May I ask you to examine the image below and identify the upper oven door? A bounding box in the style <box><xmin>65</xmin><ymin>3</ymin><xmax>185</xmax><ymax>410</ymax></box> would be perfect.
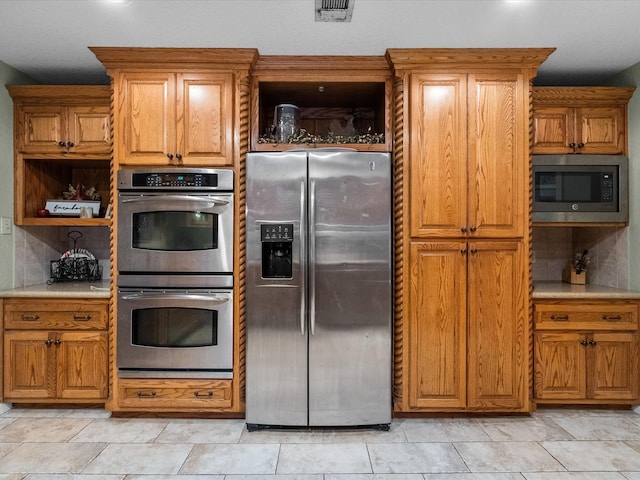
<box><xmin>118</xmin><ymin>192</ymin><xmax>233</xmax><ymax>274</ymax></box>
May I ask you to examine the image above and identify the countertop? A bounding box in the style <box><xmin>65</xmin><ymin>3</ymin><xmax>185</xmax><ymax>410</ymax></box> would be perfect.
<box><xmin>533</xmin><ymin>281</ymin><xmax>640</xmax><ymax>300</ymax></box>
<box><xmin>0</xmin><ymin>280</ymin><xmax>111</xmax><ymax>298</ymax></box>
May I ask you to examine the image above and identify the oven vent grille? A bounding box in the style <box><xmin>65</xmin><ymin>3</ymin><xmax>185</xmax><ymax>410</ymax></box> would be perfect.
<box><xmin>315</xmin><ymin>0</ymin><xmax>354</xmax><ymax>22</ymax></box>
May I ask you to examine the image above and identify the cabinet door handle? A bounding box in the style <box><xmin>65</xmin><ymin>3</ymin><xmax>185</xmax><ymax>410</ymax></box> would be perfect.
<box><xmin>54</xmin><ymin>339</ymin><xmax>61</xmax><ymax>346</ymax></box>
<box><xmin>550</xmin><ymin>314</ymin><xmax>569</xmax><ymax>321</ymax></box>
<box><xmin>66</xmin><ymin>141</ymin><xmax>74</xmax><ymax>148</ymax></box>
<box><xmin>166</xmin><ymin>153</ymin><xmax>174</xmax><ymax>160</ymax></box>
<box><xmin>73</xmin><ymin>314</ymin><xmax>92</xmax><ymax>321</ymax></box>
<box><xmin>589</xmin><ymin>339</ymin><xmax>597</xmax><ymax>346</ymax></box>
<box><xmin>58</xmin><ymin>141</ymin><xmax>66</xmax><ymax>147</ymax></box>
<box><xmin>569</xmin><ymin>142</ymin><xmax>576</xmax><ymax>149</ymax></box>
<box><xmin>602</xmin><ymin>315</ymin><xmax>622</xmax><ymax>321</ymax></box>
<box><xmin>176</xmin><ymin>153</ymin><xmax>183</xmax><ymax>161</ymax></box>
<box><xmin>21</xmin><ymin>314</ymin><xmax>40</xmax><ymax>321</ymax></box>
<box><xmin>580</xmin><ymin>339</ymin><xmax>588</xmax><ymax>346</ymax></box>
<box><xmin>577</xmin><ymin>143</ymin><xmax>585</xmax><ymax>149</ymax></box>
<box><xmin>470</xmin><ymin>248</ymin><xmax>478</xmax><ymax>255</ymax></box>
<box><xmin>461</xmin><ymin>226</ymin><xmax>468</xmax><ymax>233</ymax></box>
<box><xmin>469</xmin><ymin>226</ymin><xmax>477</xmax><ymax>233</ymax></box>
<box><xmin>136</xmin><ymin>391</ymin><xmax>156</xmax><ymax>398</ymax></box>
<box><xmin>45</xmin><ymin>339</ymin><xmax>53</xmax><ymax>346</ymax></box>
<box><xmin>193</xmin><ymin>391</ymin><xmax>213</xmax><ymax>398</ymax></box>
<box><xmin>460</xmin><ymin>248</ymin><xmax>467</xmax><ymax>254</ymax></box>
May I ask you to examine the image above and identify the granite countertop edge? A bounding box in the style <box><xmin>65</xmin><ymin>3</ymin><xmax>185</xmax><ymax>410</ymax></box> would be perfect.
<box><xmin>533</xmin><ymin>281</ymin><xmax>640</xmax><ymax>300</ymax></box>
<box><xmin>0</xmin><ymin>280</ymin><xmax>111</xmax><ymax>299</ymax></box>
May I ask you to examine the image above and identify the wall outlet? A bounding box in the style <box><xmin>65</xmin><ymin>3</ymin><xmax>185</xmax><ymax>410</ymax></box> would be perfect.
<box><xmin>0</xmin><ymin>217</ymin><xmax>12</xmax><ymax>235</ymax></box>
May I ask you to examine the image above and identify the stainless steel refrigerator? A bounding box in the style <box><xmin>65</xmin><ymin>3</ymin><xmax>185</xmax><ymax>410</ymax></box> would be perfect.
<box><xmin>245</xmin><ymin>150</ymin><xmax>392</xmax><ymax>429</ymax></box>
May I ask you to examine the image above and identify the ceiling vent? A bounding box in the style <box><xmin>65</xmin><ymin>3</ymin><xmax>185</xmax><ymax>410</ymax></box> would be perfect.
<box><xmin>315</xmin><ymin>0</ymin><xmax>354</xmax><ymax>22</ymax></box>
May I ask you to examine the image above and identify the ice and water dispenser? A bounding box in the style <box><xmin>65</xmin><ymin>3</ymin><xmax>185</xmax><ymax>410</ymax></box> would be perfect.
<box><xmin>260</xmin><ymin>223</ymin><xmax>293</xmax><ymax>279</ymax></box>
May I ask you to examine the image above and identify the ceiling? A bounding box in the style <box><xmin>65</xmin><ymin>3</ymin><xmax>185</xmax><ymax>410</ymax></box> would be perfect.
<box><xmin>2</xmin><ymin>0</ymin><xmax>640</xmax><ymax>86</ymax></box>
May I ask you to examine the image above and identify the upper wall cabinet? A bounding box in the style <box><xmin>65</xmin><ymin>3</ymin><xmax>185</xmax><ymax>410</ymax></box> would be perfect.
<box><xmin>250</xmin><ymin>56</ymin><xmax>392</xmax><ymax>152</ymax></box>
<box><xmin>114</xmin><ymin>71</ymin><xmax>233</xmax><ymax>166</ymax></box>
<box><xmin>7</xmin><ymin>85</ymin><xmax>112</xmax><ymax>226</ymax></box>
<box><xmin>532</xmin><ymin>87</ymin><xmax>635</xmax><ymax>155</ymax></box>
<box><xmin>9</xmin><ymin>85</ymin><xmax>111</xmax><ymax>158</ymax></box>
<box><xmin>91</xmin><ymin>47</ymin><xmax>259</xmax><ymax>168</ymax></box>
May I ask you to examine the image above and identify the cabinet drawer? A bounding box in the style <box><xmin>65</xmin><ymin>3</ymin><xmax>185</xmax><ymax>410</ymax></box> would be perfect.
<box><xmin>535</xmin><ymin>302</ymin><xmax>638</xmax><ymax>330</ymax></box>
<box><xmin>4</xmin><ymin>300</ymin><xmax>108</xmax><ymax>330</ymax></box>
<box><xmin>118</xmin><ymin>379</ymin><xmax>233</xmax><ymax>409</ymax></box>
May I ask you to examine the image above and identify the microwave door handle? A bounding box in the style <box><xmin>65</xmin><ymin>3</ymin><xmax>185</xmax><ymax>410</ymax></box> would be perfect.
<box><xmin>121</xmin><ymin>196</ymin><xmax>229</xmax><ymax>207</ymax></box>
<box><xmin>120</xmin><ymin>293</ymin><xmax>230</xmax><ymax>304</ymax></box>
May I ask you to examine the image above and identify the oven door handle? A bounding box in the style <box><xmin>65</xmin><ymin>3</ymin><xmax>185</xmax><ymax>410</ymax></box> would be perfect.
<box><xmin>120</xmin><ymin>293</ymin><xmax>230</xmax><ymax>304</ymax></box>
<box><xmin>121</xmin><ymin>195</ymin><xmax>229</xmax><ymax>206</ymax></box>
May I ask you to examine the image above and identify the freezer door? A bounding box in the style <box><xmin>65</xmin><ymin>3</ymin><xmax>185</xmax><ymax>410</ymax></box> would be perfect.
<box><xmin>308</xmin><ymin>151</ymin><xmax>392</xmax><ymax>426</ymax></box>
<box><xmin>245</xmin><ymin>151</ymin><xmax>308</xmax><ymax>427</ymax></box>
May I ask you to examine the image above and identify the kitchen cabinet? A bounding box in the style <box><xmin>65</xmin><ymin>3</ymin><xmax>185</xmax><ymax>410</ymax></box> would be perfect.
<box><xmin>532</xmin><ymin>86</ymin><xmax>635</xmax><ymax>155</ymax></box>
<box><xmin>114</xmin><ymin>71</ymin><xmax>233</xmax><ymax>166</ymax></box>
<box><xmin>534</xmin><ymin>300</ymin><xmax>639</xmax><ymax>404</ymax></box>
<box><xmin>92</xmin><ymin>47</ymin><xmax>259</xmax><ymax>168</ymax></box>
<box><xmin>3</xmin><ymin>298</ymin><xmax>109</xmax><ymax>403</ymax></box>
<box><xmin>387</xmin><ymin>48</ymin><xmax>553</xmax><ymax>413</ymax></box>
<box><xmin>407</xmin><ymin>72</ymin><xmax>526</xmax><ymax>239</ymax></box>
<box><xmin>251</xmin><ymin>55</ymin><xmax>392</xmax><ymax>152</ymax></box>
<box><xmin>408</xmin><ymin>240</ymin><xmax>526</xmax><ymax>410</ymax></box>
<box><xmin>15</xmin><ymin>104</ymin><xmax>110</xmax><ymax>156</ymax></box>
<box><xmin>117</xmin><ymin>379</ymin><xmax>233</xmax><ymax>411</ymax></box>
<box><xmin>7</xmin><ymin>86</ymin><xmax>112</xmax><ymax>226</ymax></box>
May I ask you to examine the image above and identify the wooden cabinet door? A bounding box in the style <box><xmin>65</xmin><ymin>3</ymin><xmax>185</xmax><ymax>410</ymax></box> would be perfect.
<box><xmin>590</xmin><ymin>332</ymin><xmax>638</xmax><ymax>400</ymax></box>
<box><xmin>56</xmin><ymin>331</ymin><xmax>108</xmax><ymax>400</ymax></box>
<box><xmin>409</xmin><ymin>74</ymin><xmax>467</xmax><ymax>238</ymax></box>
<box><xmin>67</xmin><ymin>105</ymin><xmax>111</xmax><ymax>155</ymax></box>
<box><xmin>177</xmin><ymin>73</ymin><xmax>233</xmax><ymax>166</ymax></box>
<box><xmin>117</xmin><ymin>71</ymin><xmax>177</xmax><ymax>165</ymax></box>
<box><xmin>467</xmin><ymin>73</ymin><xmax>525</xmax><ymax>238</ymax></box>
<box><xmin>577</xmin><ymin>107</ymin><xmax>626</xmax><ymax>154</ymax></box>
<box><xmin>531</xmin><ymin>106</ymin><xmax>574</xmax><ymax>154</ymax></box>
<box><xmin>407</xmin><ymin>241</ymin><xmax>467</xmax><ymax>409</ymax></box>
<box><xmin>18</xmin><ymin>105</ymin><xmax>67</xmax><ymax>154</ymax></box>
<box><xmin>534</xmin><ymin>332</ymin><xmax>586</xmax><ymax>400</ymax></box>
<box><xmin>4</xmin><ymin>331</ymin><xmax>54</xmax><ymax>399</ymax></box>
<box><xmin>467</xmin><ymin>241</ymin><xmax>528</xmax><ymax>410</ymax></box>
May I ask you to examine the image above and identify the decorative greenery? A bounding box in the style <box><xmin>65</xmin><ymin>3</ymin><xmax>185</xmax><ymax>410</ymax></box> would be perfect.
<box><xmin>258</xmin><ymin>129</ymin><xmax>385</xmax><ymax>145</ymax></box>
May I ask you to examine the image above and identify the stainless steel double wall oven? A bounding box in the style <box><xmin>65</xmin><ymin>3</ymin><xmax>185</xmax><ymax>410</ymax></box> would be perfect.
<box><xmin>117</xmin><ymin>168</ymin><xmax>234</xmax><ymax>379</ymax></box>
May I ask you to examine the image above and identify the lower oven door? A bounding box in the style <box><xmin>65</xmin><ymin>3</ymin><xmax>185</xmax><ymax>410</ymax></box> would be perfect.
<box><xmin>117</xmin><ymin>192</ymin><xmax>233</xmax><ymax>274</ymax></box>
<box><xmin>117</xmin><ymin>288</ymin><xmax>233</xmax><ymax>378</ymax></box>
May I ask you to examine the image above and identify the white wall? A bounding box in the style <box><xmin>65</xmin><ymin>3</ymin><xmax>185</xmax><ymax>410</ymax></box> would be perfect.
<box><xmin>610</xmin><ymin>64</ymin><xmax>640</xmax><ymax>290</ymax></box>
<box><xmin>0</xmin><ymin>61</ymin><xmax>34</xmax><ymax>291</ymax></box>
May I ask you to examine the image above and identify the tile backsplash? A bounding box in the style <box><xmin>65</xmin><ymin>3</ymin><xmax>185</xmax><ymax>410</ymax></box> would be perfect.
<box><xmin>14</xmin><ymin>226</ymin><xmax>110</xmax><ymax>287</ymax></box>
<box><xmin>532</xmin><ymin>226</ymin><xmax>628</xmax><ymax>289</ymax></box>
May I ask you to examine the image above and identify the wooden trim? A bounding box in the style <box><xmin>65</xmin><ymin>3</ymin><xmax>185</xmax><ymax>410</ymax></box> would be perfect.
<box><xmin>253</xmin><ymin>55</ymin><xmax>392</xmax><ymax>78</ymax></box>
<box><xmin>90</xmin><ymin>47</ymin><xmax>259</xmax><ymax>71</ymax></box>
<box><xmin>386</xmin><ymin>48</ymin><xmax>555</xmax><ymax>72</ymax></box>
<box><xmin>533</xmin><ymin>86</ymin><xmax>636</xmax><ymax>106</ymax></box>
<box><xmin>7</xmin><ymin>85</ymin><xmax>111</xmax><ymax>103</ymax></box>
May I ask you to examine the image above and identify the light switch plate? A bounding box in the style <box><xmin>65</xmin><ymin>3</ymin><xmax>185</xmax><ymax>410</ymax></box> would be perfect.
<box><xmin>0</xmin><ymin>217</ymin><xmax>12</xmax><ymax>235</ymax></box>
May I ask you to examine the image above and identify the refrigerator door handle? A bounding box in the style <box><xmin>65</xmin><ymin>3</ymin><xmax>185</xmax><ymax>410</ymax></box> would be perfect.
<box><xmin>309</xmin><ymin>178</ymin><xmax>316</xmax><ymax>336</ymax></box>
<box><xmin>299</xmin><ymin>180</ymin><xmax>307</xmax><ymax>336</ymax></box>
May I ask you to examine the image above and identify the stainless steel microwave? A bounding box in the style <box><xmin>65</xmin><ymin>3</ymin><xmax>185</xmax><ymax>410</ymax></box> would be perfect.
<box><xmin>532</xmin><ymin>155</ymin><xmax>628</xmax><ymax>223</ymax></box>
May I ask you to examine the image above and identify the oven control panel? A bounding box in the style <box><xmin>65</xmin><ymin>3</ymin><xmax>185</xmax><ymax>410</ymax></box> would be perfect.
<box><xmin>134</xmin><ymin>172</ymin><xmax>217</xmax><ymax>188</ymax></box>
<box><xmin>117</xmin><ymin>168</ymin><xmax>233</xmax><ymax>191</ymax></box>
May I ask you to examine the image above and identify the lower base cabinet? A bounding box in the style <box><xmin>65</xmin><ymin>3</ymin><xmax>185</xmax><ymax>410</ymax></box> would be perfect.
<box><xmin>534</xmin><ymin>300</ymin><xmax>639</xmax><ymax>404</ymax></box>
<box><xmin>116</xmin><ymin>379</ymin><xmax>233</xmax><ymax>410</ymax></box>
<box><xmin>3</xmin><ymin>298</ymin><xmax>109</xmax><ymax>403</ymax></box>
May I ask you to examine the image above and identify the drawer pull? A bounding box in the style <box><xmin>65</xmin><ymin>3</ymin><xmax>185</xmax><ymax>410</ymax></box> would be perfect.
<box><xmin>602</xmin><ymin>315</ymin><xmax>622</xmax><ymax>321</ymax></box>
<box><xmin>194</xmin><ymin>391</ymin><xmax>214</xmax><ymax>398</ymax></box>
<box><xmin>21</xmin><ymin>314</ymin><xmax>40</xmax><ymax>321</ymax></box>
<box><xmin>550</xmin><ymin>314</ymin><xmax>569</xmax><ymax>321</ymax></box>
<box><xmin>73</xmin><ymin>314</ymin><xmax>93</xmax><ymax>321</ymax></box>
<box><xmin>136</xmin><ymin>391</ymin><xmax>156</xmax><ymax>398</ymax></box>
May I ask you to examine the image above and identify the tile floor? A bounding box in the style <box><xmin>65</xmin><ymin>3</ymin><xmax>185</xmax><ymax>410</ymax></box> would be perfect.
<box><xmin>2</xmin><ymin>406</ymin><xmax>640</xmax><ymax>478</ymax></box>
